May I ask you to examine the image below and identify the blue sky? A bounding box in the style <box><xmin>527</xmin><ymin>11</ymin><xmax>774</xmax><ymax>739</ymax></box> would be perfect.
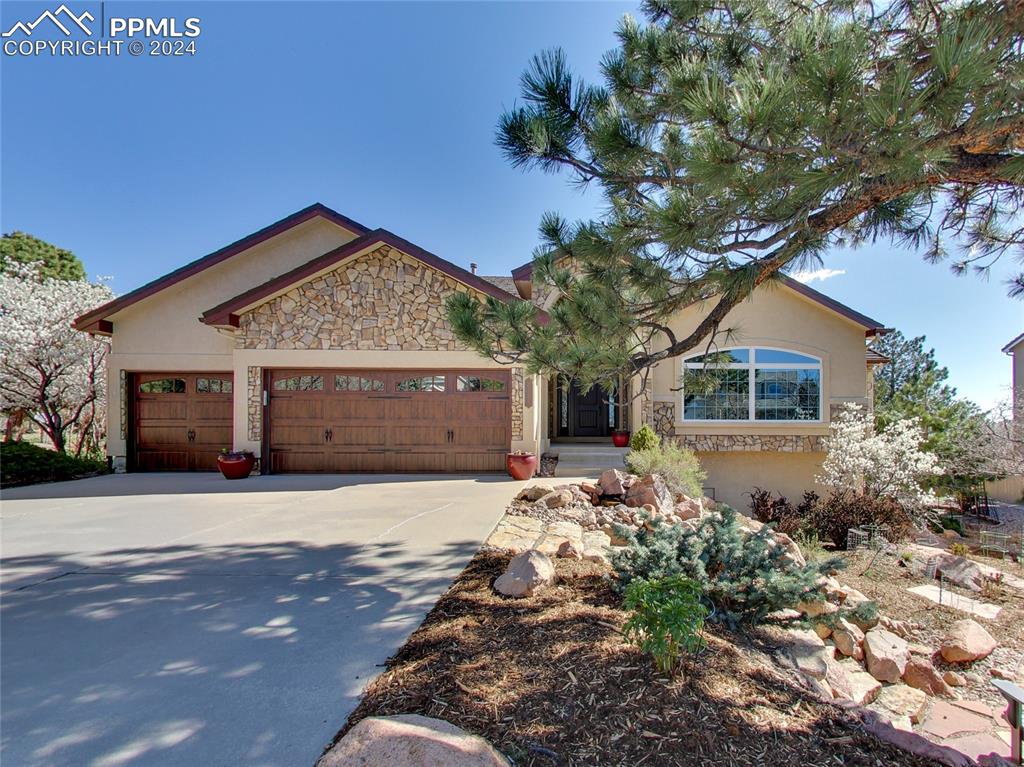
<box><xmin>2</xmin><ymin>1</ymin><xmax>1019</xmax><ymax>408</ymax></box>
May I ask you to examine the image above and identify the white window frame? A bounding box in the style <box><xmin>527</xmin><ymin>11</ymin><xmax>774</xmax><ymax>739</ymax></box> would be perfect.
<box><xmin>680</xmin><ymin>347</ymin><xmax>823</xmax><ymax>423</ymax></box>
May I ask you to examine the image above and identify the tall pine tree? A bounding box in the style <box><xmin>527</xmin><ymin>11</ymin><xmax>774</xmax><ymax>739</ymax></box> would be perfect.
<box><xmin>447</xmin><ymin>0</ymin><xmax>1024</xmax><ymax>390</ymax></box>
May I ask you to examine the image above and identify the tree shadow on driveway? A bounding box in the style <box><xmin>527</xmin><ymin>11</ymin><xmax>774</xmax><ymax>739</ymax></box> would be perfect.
<box><xmin>1</xmin><ymin>538</ymin><xmax>480</xmax><ymax>767</ymax></box>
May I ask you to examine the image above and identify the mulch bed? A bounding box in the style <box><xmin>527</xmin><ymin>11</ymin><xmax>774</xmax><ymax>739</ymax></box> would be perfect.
<box><xmin>334</xmin><ymin>552</ymin><xmax>942</xmax><ymax>766</ymax></box>
<box><xmin>835</xmin><ymin>547</ymin><xmax>1024</xmax><ymax>708</ymax></box>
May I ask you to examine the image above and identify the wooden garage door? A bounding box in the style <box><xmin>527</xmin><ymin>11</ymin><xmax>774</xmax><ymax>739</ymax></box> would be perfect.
<box><xmin>133</xmin><ymin>373</ymin><xmax>233</xmax><ymax>471</ymax></box>
<box><xmin>267</xmin><ymin>369</ymin><xmax>511</xmax><ymax>473</ymax></box>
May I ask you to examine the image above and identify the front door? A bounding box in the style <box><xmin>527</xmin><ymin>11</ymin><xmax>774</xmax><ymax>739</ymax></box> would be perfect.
<box><xmin>567</xmin><ymin>380</ymin><xmax>608</xmax><ymax>437</ymax></box>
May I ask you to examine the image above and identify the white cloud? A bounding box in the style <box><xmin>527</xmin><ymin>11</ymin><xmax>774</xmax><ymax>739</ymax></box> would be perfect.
<box><xmin>790</xmin><ymin>268</ymin><xmax>846</xmax><ymax>284</ymax></box>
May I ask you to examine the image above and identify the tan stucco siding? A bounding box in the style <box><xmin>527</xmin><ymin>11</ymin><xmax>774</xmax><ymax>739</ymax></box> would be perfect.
<box><xmin>698</xmin><ymin>451</ymin><xmax>826</xmax><ymax>512</ymax></box>
<box><xmin>103</xmin><ymin>218</ymin><xmax>361</xmax><ymax>464</ymax></box>
<box><xmin>236</xmin><ymin>245</ymin><xmax>474</xmax><ymax>351</ymax></box>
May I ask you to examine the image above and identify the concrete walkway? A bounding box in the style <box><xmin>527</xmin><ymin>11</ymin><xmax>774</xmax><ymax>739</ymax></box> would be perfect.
<box><xmin>1</xmin><ymin>473</ymin><xmax>520</xmax><ymax>767</ymax></box>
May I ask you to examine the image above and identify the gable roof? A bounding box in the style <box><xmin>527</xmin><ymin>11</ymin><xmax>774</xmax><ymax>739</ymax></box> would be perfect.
<box><xmin>201</xmin><ymin>229</ymin><xmax>520</xmax><ymax>327</ymax></box>
<box><xmin>508</xmin><ymin>260</ymin><xmax>887</xmax><ymax>333</ymax></box>
<box><xmin>73</xmin><ymin>203</ymin><xmax>370</xmax><ymax>334</ymax></box>
<box><xmin>1003</xmin><ymin>332</ymin><xmax>1024</xmax><ymax>354</ymax></box>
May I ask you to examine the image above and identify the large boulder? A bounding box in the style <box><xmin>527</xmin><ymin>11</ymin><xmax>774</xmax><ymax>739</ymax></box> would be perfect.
<box><xmin>863</xmin><ymin>628</ymin><xmax>910</xmax><ymax>683</ymax></box>
<box><xmin>832</xmin><ymin>619</ymin><xmax>866</xmax><ymax>660</ymax></box>
<box><xmin>783</xmin><ymin>628</ymin><xmax>832</xmax><ymax>681</ymax></box>
<box><xmin>598</xmin><ymin>468</ymin><xmax>633</xmax><ymax>496</ymax></box>
<box><xmin>319</xmin><ymin>714</ymin><xmax>507</xmax><ymax>767</ymax></box>
<box><xmin>516</xmin><ymin>484</ymin><xmax>553</xmax><ymax>502</ymax></box>
<box><xmin>494</xmin><ymin>550</ymin><xmax>555</xmax><ymax>598</ymax></box>
<box><xmin>675</xmin><ymin>496</ymin><xmax>704</xmax><ymax>520</ymax></box>
<box><xmin>538</xmin><ymin>489</ymin><xmax>574</xmax><ymax>509</ymax></box>
<box><xmin>902</xmin><ymin>656</ymin><xmax>955</xmax><ymax>697</ymax></box>
<box><xmin>624</xmin><ymin>474</ymin><xmax>673</xmax><ymax>516</ymax></box>
<box><xmin>939</xmin><ymin>619</ymin><xmax>998</xmax><ymax>663</ymax></box>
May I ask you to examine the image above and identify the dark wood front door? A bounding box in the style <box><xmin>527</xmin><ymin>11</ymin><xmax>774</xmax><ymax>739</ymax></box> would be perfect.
<box><xmin>133</xmin><ymin>373</ymin><xmax>233</xmax><ymax>471</ymax></box>
<box><xmin>567</xmin><ymin>380</ymin><xmax>609</xmax><ymax>437</ymax></box>
<box><xmin>267</xmin><ymin>369</ymin><xmax>511</xmax><ymax>473</ymax></box>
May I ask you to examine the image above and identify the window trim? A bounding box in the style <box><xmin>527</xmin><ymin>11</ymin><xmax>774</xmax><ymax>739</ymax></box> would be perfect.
<box><xmin>680</xmin><ymin>346</ymin><xmax>823</xmax><ymax>424</ymax></box>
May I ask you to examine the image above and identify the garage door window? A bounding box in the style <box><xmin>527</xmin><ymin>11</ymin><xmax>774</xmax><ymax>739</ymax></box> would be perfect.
<box><xmin>139</xmin><ymin>377</ymin><xmax>185</xmax><ymax>394</ymax></box>
<box><xmin>335</xmin><ymin>375</ymin><xmax>384</xmax><ymax>392</ymax></box>
<box><xmin>396</xmin><ymin>375</ymin><xmax>446</xmax><ymax>392</ymax></box>
<box><xmin>456</xmin><ymin>375</ymin><xmax>505</xmax><ymax>392</ymax></box>
<box><xmin>196</xmin><ymin>377</ymin><xmax>233</xmax><ymax>394</ymax></box>
<box><xmin>274</xmin><ymin>374</ymin><xmax>323</xmax><ymax>391</ymax></box>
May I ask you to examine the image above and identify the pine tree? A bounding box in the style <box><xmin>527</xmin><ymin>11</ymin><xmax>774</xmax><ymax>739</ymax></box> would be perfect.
<box><xmin>447</xmin><ymin>0</ymin><xmax>1024</xmax><ymax>390</ymax></box>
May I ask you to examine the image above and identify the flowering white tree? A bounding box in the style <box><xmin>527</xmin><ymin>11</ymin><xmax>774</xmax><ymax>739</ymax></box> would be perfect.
<box><xmin>0</xmin><ymin>264</ymin><xmax>113</xmax><ymax>454</ymax></box>
<box><xmin>818</xmin><ymin>404</ymin><xmax>941</xmax><ymax>508</ymax></box>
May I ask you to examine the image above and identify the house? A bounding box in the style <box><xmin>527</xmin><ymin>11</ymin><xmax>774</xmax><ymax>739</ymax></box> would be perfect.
<box><xmin>985</xmin><ymin>333</ymin><xmax>1024</xmax><ymax>503</ymax></box>
<box><xmin>74</xmin><ymin>203</ymin><xmax>888</xmax><ymax>509</ymax></box>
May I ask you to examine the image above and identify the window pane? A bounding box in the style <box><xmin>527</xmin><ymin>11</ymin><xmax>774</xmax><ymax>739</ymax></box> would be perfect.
<box><xmin>335</xmin><ymin>375</ymin><xmax>384</xmax><ymax>392</ymax></box>
<box><xmin>139</xmin><ymin>378</ymin><xmax>185</xmax><ymax>394</ymax></box>
<box><xmin>396</xmin><ymin>375</ymin><xmax>446</xmax><ymax>392</ymax></box>
<box><xmin>273</xmin><ymin>375</ymin><xmax>323</xmax><ymax>391</ymax></box>
<box><xmin>754</xmin><ymin>369</ymin><xmax>820</xmax><ymax>420</ymax></box>
<box><xmin>684</xmin><ymin>348</ymin><xmax>749</xmax><ymax>365</ymax></box>
<box><xmin>754</xmin><ymin>349</ymin><xmax>817</xmax><ymax>365</ymax></box>
<box><xmin>683</xmin><ymin>369</ymin><xmax>749</xmax><ymax>420</ymax></box>
<box><xmin>456</xmin><ymin>375</ymin><xmax>505</xmax><ymax>392</ymax></box>
<box><xmin>196</xmin><ymin>377</ymin><xmax>232</xmax><ymax>394</ymax></box>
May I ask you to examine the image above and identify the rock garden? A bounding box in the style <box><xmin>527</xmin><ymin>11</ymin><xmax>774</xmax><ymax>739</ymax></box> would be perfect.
<box><xmin>320</xmin><ymin>463</ymin><xmax>1024</xmax><ymax>767</ymax></box>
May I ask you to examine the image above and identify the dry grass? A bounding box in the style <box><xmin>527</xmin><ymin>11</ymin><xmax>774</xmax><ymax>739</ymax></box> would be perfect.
<box><xmin>334</xmin><ymin>552</ymin><xmax>941</xmax><ymax>766</ymax></box>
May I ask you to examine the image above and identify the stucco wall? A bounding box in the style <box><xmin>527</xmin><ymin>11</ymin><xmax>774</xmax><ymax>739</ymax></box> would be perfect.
<box><xmin>698</xmin><ymin>450</ymin><xmax>826</xmax><ymax>512</ymax></box>
<box><xmin>103</xmin><ymin>217</ymin><xmax>362</xmax><ymax>464</ymax></box>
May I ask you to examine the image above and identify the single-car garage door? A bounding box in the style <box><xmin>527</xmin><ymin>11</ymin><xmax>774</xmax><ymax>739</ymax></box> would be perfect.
<box><xmin>133</xmin><ymin>373</ymin><xmax>234</xmax><ymax>471</ymax></box>
<box><xmin>267</xmin><ymin>369</ymin><xmax>511</xmax><ymax>473</ymax></box>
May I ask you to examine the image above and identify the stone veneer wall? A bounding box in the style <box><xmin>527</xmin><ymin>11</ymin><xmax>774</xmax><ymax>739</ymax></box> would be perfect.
<box><xmin>653</xmin><ymin>401</ymin><xmax>675</xmax><ymax>439</ymax></box>
<box><xmin>676</xmin><ymin>433</ymin><xmax>825</xmax><ymax>452</ymax></box>
<box><xmin>237</xmin><ymin>246</ymin><xmax>472</xmax><ymax>351</ymax></box>
<box><xmin>511</xmin><ymin>368</ymin><xmax>524</xmax><ymax>440</ymax></box>
<box><xmin>119</xmin><ymin>370</ymin><xmax>127</xmax><ymax>440</ymax></box>
<box><xmin>248</xmin><ymin>366</ymin><xmax>262</xmax><ymax>442</ymax></box>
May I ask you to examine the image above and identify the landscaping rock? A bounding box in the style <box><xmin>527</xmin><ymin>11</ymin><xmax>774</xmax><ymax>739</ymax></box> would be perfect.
<box><xmin>990</xmin><ymin>667</ymin><xmax>1017</xmax><ymax>681</ymax></box>
<box><xmin>943</xmin><ymin>670</ymin><xmax>966</xmax><ymax>687</ymax></box>
<box><xmin>517</xmin><ymin>485</ymin><xmax>553</xmax><ymax>502</ymax></box>
<box><xmin>903</xmin><ymin>656</ymin><xmax>954</xmax><ymax>697</ymax></box>
<box><xmin>872</xmin><ymin>684</ymin><xmax>929</xmax><ymax>724</ymax></box>
<box><xmin>840</xmin><ymin>587</ymin><xmax>871</xmax><ymax>608</ymax></box>
<box><xmin>539</xmin><ymin>489</ymin><xmax>574</xmax><ymax>509</ymax></box>
<box><xmin>675</xmin><ymin>496</ymin><xmax>704</xmax><ymax>520</ymax></box>
<box><xmin>319</xmin><ymin>714</ymin><xmax>507</xmax><ymax>767</ymax></box>
<box><xmin>836</xmin><ymin>657</ymin><xmax>882</xmax><ymax>704</ymax></box>
<box><xmin>556</xmin><ymin>540</ymin><xmax>583</xmax><ymax>560</ymax></box>
<box><xmin>939</xmin><ymin>619</ymin><xmax>998</xmax><ymax>663</ymax></box>
<box><xmin>824</xmin><ymin>656</ymin><xmax>853</xmax><ymax>700</ymax></box>
<box><xmin>624</xmin><ymin>474</ymin><xmax>673</xmax><ymax>516</ymax></box>
<box><xmin>797</xmin><ymin>598</ymin><xmax>839</xmax><ymax>619</ymax></box>
<box><xmin>598</xmin><ymin>468</ymin><xmax>633</xmax><ymax>496</ymax></box>
<box><xmin>864</xmin><ymin>628</ymin><xmax>910</xmax><ymax>683</ymax></box>
<box><xmin>783</xmin><ymin>628</ymin><xmax>831</xmax><ymax>681</ymax></box>
<box><xmin>599</xmin><ymin>524</ymin><xmax>630</xmax><ymax>547</ymax></box>
<box><xmin>494</xmin><ymin>550</ymin><xmax>555</xmax><ymax>598</ymax></box>
<box><xmin>832</xmin><ymin>619</ymin><xmax>865</xmax><ymax>660</ymax></box>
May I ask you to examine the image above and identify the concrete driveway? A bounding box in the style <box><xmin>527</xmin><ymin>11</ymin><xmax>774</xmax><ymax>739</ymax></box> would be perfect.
<box><xmin>1</xmin><ymin>473</ymin><xmax>520</xmax><ymax>767</ymax></box>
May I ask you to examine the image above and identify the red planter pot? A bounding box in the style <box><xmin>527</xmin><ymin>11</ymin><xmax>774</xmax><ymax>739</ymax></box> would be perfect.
<box><xmin>506</xmin><ymin>453</ymin><xmax>537</xmax><ymax>481</ymax></box>
<box><xmin>611</xmin><ymin>430</ymin><xmax>631</xmax><ymax>448</ymax></box>
<box><xmin>217</xmin><ymin>451</ymin><xmax>256</xmax><ymax>480</ymax></box>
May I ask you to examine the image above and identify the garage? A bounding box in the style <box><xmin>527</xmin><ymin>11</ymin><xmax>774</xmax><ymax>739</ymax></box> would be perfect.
<box><xmin>266</xmin><ymin>369</ymin><xmax>511</xmax><ymax>473</ymax></box>
<box><xmin>132</xmin><ymin>372</ymin><xmax>234</xmax><ymax>471</ymax></box>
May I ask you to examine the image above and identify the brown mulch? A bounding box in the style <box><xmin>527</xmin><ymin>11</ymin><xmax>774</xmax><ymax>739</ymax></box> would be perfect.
<box><xmin>334</xmin><ymin>552</ymin><xmax>941</xmax><ymax>766</ymax></box>
<box><xmin>836</xmin><ymin>547</ymin><xmax>1024</xmax><ymax>708</ymax></box>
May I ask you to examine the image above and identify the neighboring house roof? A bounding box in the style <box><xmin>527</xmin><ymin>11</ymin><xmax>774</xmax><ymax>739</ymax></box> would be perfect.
<box><xmin>201</xmin><ymin>229</ymin><xmax>520</xmax><ymax>327</ymax></box>
<box><xmin>509</xmin><ymin>260</ymin><xmax>887</xmax><ymax>333</ymax></box>
<box><xmin>1002</xmin><ymin>331</ymin><xmax>1024</xmax><ymax>354</ymax></box>
<box><xmin>865</xmin><ymin>347</ymin><xmax>890</xmax><ymax>365</ymax></box>
<box><xmin>73</xmin><ymin>203</ymin><xmax>371</xmax><ymax>334</ymax></box>
<box><xmin>479</xmin><ymin>275</ymin><xmax>518</xmax><ymax>295</ymax></box>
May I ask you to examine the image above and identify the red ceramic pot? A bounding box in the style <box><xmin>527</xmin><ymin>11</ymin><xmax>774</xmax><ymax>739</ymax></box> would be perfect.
<box><xmin>506</xmin><ymin>452</ymin><xmax>537</xmax><ymax>481</ymax></box>
<box><xmin>217</xmin><ymin>451</ymin><xmax>256</xmax><ymax>480</ymax></box>
<box><xmin>611</xmin><ymin>430</ymin><xmax>631</xmax><ymax>448</ymax></box>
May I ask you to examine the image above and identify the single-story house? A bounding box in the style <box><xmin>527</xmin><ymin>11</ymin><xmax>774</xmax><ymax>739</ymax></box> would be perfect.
<box><xmin>74</xmin><ymin>203</ymin><xmax>888</xmax><ymax>509</ymax></box>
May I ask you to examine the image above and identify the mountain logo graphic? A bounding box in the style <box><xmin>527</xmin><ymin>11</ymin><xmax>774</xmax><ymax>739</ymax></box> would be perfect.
<box><xmin>2</xmin><ymin>4</ymin><xmax>94</xmax><ymax>37</ymax></box>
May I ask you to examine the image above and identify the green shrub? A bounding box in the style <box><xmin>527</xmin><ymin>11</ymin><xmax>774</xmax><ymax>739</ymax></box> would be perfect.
<box><xmin>629</xmin><ymin>424</ymin><xmax>660</xmax><ymax>452</ymax></box>
<box><xmin>938</xmin><ymin>515</ymin><xmax>965</xmax><ymax>537</ymax></box>
<box><xmin>625</xmin><ymin>441</ymin><xmax>706</xmax><ymax>499</ymax></box>
<box><xmin>748</xmin><ymin>488</ymin><xmax>818</xmax><ymax>536</ymax></box>
<box><xmin>808</xmin><ymin>491</ymin><xmax>912</xmax><ymax>549</ymax></box>
<box><xmin>622</xmin><ymin>575</ymin><xmax>707</xmax><ymax>676</ymax></box>
<box><xmin>0</xmin><ymin>441</ymin><xmax>109</xmax><ymax>488</ymax></box>
<box><xmin>949</xmin><ymin>542</ymin><xmax>970</xmax><ymax>556</ymax></box>
<box><xmin>610</xmin><ymin>506</ymin><xmax>840</xmax><ymax>628</ymax></box>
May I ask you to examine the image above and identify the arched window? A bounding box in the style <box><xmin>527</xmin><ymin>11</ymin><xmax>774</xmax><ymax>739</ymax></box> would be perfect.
<box><xmin>682</xmin><ymin>348</ymin><xmax>821</xmax><ymax>422</ymax></box>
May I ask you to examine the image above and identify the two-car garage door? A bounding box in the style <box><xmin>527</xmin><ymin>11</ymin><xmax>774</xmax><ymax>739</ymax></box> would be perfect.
<box><xmin>266</xmin><ymin>369</ymin><xmax>511</xmax><ymax>473</ymax></box>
